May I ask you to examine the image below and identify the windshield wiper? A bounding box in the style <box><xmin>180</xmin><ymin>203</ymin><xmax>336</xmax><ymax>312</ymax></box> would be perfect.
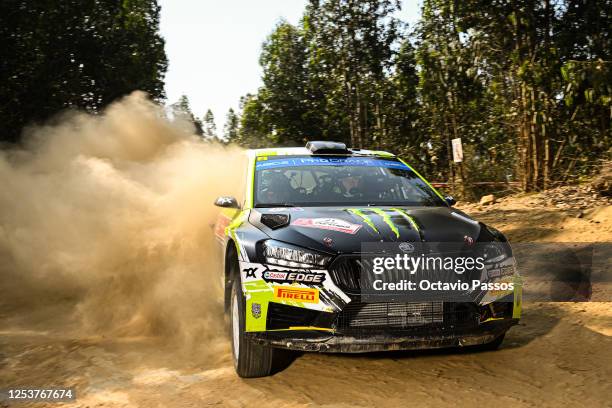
<box><xmin>254</xmin><ymin>203</ymin><xmax>296</xmax><ymax>208</ymax></box>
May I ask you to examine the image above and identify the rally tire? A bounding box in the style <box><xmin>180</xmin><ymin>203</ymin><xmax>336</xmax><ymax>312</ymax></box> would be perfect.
<box><xmin>230</xmin><ymin>280</ymin><xmax>292</xmax><ymax>377</ymax></box>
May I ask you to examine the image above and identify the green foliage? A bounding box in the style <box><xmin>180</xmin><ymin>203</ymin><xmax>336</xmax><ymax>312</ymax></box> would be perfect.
<box><xmin>0</xmin><ymin>0</ymin><xmax>168</xmax><ymax>143</ymax></box>
<box><xmin>170</xmin><ymin>95</ymin><xmax>203</xmax><ymax>136</ymax></box>
<box><xmin>236</xmin><ymin>0</ymin><xmax>611</xmax><ymax>191</ymax></box>
<box><xmin>223</xmin><ymin>108</ymin><xmax>240</xmax><ymax>143</ymax></box>
<box><xmin>258</xmin><ymin>21</ymin><xmax>318</xmax><ymax>145</ymax></box>
<box><xmin>203</xmin><ymin>109</ymin><xmax>217</xmax><ymax>140</ymax></box>
<box><xmin>235</xmin><ymin>0</ymin><xmax>405</xmax><ymax>150</ymax></box>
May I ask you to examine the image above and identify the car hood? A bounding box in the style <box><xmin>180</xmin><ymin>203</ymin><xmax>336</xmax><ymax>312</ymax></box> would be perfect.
<box><xmin>250</xmin><ymin>206</ymin><xmax>482</xmax><ymax>254</ymax></box>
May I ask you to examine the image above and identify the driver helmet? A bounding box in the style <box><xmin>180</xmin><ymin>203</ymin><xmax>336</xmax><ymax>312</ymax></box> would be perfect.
<box><xmin>337</xmin><ymin>169</ymin><xmax>362</xmax><ymax>195</ymax></box>
<box><xmin>260</xmin><ymin>171</ymin><xmax>292</xmax><ymax>202</ymax></box>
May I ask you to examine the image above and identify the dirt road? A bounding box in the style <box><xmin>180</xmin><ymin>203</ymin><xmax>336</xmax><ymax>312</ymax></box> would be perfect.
<box><xmin>1</xmin><ymin>196</ymin><xmax>611</xmax><ymax>408</ymax></box>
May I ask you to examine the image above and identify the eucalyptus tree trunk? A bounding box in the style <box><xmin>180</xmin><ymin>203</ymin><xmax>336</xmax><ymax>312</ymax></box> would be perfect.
<box><xmin>519</xmin><ymin>82</ymin><xmax>534</xmax><ymax>191</ymax></box>
<box><xmin>345</xmin><ymin>79</ymin><xmax>356</xmax><ymax>147</ymax></box>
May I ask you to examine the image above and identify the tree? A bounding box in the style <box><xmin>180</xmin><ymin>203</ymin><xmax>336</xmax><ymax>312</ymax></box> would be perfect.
<box><xmin>0</xmin><ymin>0</ymin><xmax>168</xmax><ymax>143</ymax></box>
<box><xmin>237</xmin><ymin>94</ymin><xmax>273</xmax><ymax>148</ymax></box>
<box><xmin>258</xmin><ymin>21</ymin><xmax>318</xmax><ymax>145</ymax></box>
<box><xmin>442</xmin><ymin>0</ymin><xmax>611</xmax><ymax>190</ymax></box>
<box><xmin>415</xmin><ymin>0</ymin><xmax>493</xmax><ymax>193</ymax></box>
<box><xmin>170</xmin><ymin>95</ymin><xmax>203</xmax><ymax>135</ymax></box>
<box><xmin>385</xmin><ymin>38</ymin><xmax>422</xmax><ymax>164</ymax></box>
<box><xmin>310</xmin><ymin>0</ymin><xmax>401</xmax><ymax>148</ymax></box>
<box><xmin>413</xmin><ymin>0</ymin><xmax>611</xmax><ymax>191</ymax></box>
<box><xmin>556</xmin><ymin>1</ymin><xmax>611</xmax><ymax>182</ymax></box>
<box><xmin>232</xmin><ymin>0</ymin><xmax>611</xmax><ymax>192</ymax></box>
<box><xmin>234</xmin><ymin>0</ymin><xmax>404</xmax><ymax>149</ymax></box>
<box><xmin>223</xmin><ymin>108</ymin><xmax>240</xmax><ymax>143</ymax></box>
<box><xmin>203</xmin><ymin>109</ymin><xmax>218</xmax><ymax>140</ymax></box>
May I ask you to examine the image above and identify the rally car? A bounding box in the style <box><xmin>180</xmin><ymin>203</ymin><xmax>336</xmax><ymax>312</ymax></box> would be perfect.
<box><xmin>214</xmin><ymin>141</ymin><xmax>521</xmax><ymax>377</ymax></box>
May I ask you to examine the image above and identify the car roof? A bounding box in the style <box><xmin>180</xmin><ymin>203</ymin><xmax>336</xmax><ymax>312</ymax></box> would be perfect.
<box><xmin>247</xmin><ymin>147</ymin><xmax>395</xmax><ymax>158</ymax></box>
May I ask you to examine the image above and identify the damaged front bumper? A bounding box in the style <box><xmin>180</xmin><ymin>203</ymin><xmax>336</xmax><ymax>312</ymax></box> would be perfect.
<box><xmin>246</xmin><ymin>318</ymin><xmax>518</xmax><ymax>353</ymax></box>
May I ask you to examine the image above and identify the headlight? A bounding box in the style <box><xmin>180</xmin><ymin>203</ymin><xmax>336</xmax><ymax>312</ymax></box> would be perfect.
<box><xmin>476</xmin><ymin>224</ymin><xmax>517</xmax><ymax>279</ymax></box>
<box><xmin>481</xmin><ymin>242</ymin><xmax>516</xmax><ymax>278</ymax></box>
<box><xmin>262</xmin><ymin>240</ymin><xmax>331</xmax><ymax>268</ymax></box>
<box><xmin>482</xmin><ymin>242</ymin><xmax>510</xmax><ymax>264</ymax></box>
<box><xmin>477</xmin><ymin>223</ymin><xmax>512</xmax><ymax>263</ymax></box>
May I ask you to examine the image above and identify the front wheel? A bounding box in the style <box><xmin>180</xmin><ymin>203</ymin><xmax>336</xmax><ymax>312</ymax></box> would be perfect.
<box><xmin>230</xmin><ymin>280</ymin><xmax>293</xmax><ymax>377</ymax></box>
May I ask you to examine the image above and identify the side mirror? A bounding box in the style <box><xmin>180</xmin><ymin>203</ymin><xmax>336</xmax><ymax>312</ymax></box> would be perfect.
<box><xmin>214</xmin><ymin>196</ymin><xmax>240</xmax><ymax>209</ymax></box>
<box><xmin>444</xmin><ymin>195</ymin><xmax>456</xmax><ymax>206</ymax></box>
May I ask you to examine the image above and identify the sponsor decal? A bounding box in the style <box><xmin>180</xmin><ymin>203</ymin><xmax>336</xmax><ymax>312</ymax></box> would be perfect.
<box><xmin>392</xmin><ymin>208</ymin><xmax>420</xmax><ymax>231</ymax></box>
<box><xmin>487</xmin><ymin>264</ymin><xmax>516</xmax><ymax>278</ymax></box>
<box><xmin>347</xmin><ymin>208</ymin><xmax>379</xmax><ymax>233</ymax></box>
<box><xmin>274</xmin><ymin>286</ymin><xmax>319</xmax><ymax>303</ymax></box>
<box><xmin>251</xmin><ymin>302</ymin><xmax>261</xmax><ymax>318</ymax></box>
<box><xmin>399</xmin><ymin>242</ymin><xmax>415</xmax><ymax>253</ymax></box>
<box><xmin>292</xmin><ymin>218</ymin><xmax>362</xmax><ymax>234</ymax></box>
<box><xmin>244</xmin><ymin>267</ymin><xmax>257</xmax><ymax>278</ymax></box>
<box><xmin>255</xmin><ymin>157</ymin><xmax>409</xmax><ymax>170</ymax></box>
<box><xmin>263</xmin><ymin>270</ymin><xmax>326</xmax><ymax>284</ymax></box>
<box><xmin>241</xmin><ymin>263</ymin><xmax>267</xmax><ymax>280</ymax></box>
<box><xmin>370</xmin><ymin>208</ymin><xmax>399</xmax><ymax>238</ymax></box>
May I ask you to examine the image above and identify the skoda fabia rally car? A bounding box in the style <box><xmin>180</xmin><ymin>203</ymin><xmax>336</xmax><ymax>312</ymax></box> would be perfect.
<box><xmin>214</xmin><ymin>141</ymin><xmax>522</xmax><ymax>377</ymax></box>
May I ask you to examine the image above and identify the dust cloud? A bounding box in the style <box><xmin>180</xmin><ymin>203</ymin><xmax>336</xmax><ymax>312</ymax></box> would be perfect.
<box><xmin>0</xmin><ymin>92</ymin><xmax>245</xmax><ymax>348</ymax></box>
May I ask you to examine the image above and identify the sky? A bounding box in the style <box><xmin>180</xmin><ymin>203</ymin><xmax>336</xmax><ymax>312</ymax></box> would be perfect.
<box><xmin>159</xmin><ymin>1</ymin><xmax>421</xmax><ymax>132</ymax></box>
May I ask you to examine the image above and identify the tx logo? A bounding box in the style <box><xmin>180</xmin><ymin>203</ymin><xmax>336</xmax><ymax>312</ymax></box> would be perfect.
<box><xmin>244</xmin><ymin>268</ymin><xmax>257</xmax><ymax>278</ymax></box>
<box><xmin>240</xmin><ymin>263</ymin><xmax>267</xmax><ymax>280</ymax></box>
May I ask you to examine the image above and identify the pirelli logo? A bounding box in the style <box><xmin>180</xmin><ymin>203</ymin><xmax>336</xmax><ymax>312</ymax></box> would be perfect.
<box><xmin>274</xmin><ymin>286</ymin><xmax>319</xmax><ymax>303</ymax></box>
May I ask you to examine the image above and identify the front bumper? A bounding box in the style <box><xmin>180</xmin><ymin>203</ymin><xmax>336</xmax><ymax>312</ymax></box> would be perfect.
<box><xmin>246</xmin><ymin>318</ymin><xmax>518</xmax><ymax>353</ymax></box>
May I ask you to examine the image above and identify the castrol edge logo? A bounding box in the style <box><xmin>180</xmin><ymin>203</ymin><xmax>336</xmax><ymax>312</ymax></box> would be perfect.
<box><xmin>274</xmin><ymin>286</ymin><xmax>319</xmax><ymax>303</ymax></box>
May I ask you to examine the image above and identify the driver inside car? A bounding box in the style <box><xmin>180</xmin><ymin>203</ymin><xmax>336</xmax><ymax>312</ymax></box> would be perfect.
<box><xmin>337</xmin><ymin>171</ymin><xmax>363</xmax><ymax>198</ymax></box>
<box><xmin>259</xmin><ymin>171</ymin><xmax>294</xmax><ymax>204</ymax></box>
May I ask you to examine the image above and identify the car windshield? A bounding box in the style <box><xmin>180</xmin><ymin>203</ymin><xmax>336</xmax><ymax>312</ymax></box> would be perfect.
<box><xmin>254</xmin><ymin>156</ymin><xmax>446</xmax><ymax>207</ymax></box>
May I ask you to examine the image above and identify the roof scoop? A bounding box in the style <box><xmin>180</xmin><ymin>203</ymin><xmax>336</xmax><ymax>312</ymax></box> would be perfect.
<box><xmin>306</xmin><ymin>141</ymin><xmax>349</xmax><ymax>154</ymax></box>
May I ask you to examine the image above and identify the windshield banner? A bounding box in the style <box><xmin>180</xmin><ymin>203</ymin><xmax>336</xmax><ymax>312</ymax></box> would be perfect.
<box><xmin>255</xmin><ymin>157</ymin><xmax>410</xmax><ymax>170</ymax></box>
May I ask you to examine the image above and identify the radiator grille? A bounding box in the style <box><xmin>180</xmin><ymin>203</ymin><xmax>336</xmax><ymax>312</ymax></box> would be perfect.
<box><xmin>334</xmin><ymin>302</ymin><xmax>479</xmax><ymax>331</ymax></box>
